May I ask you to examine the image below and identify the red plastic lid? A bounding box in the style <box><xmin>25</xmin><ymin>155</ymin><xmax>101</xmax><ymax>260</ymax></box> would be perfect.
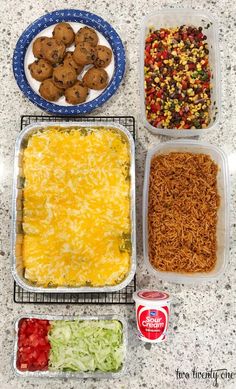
<box><xmin>137</xmin><ymin>290</ymin><xmax>169</xmax><ymax>301</ymax></box>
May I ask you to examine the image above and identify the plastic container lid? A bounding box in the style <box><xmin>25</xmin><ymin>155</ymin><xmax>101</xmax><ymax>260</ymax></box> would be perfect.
<box><xmin>133</xmin><ymin>290</ymin><xmax>171</xmax><ymax>304</ymax></box>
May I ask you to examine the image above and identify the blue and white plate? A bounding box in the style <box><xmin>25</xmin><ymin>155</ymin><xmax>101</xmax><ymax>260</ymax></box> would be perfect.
<box><xmin>13</xmin><ymin>9</ymin><xmax>126</xmax><ymax>115</ymax></box>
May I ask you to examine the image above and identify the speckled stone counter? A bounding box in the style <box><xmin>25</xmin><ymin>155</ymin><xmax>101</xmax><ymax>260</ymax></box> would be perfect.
<box><xmin>0</xmin><ymin>1</ymin><xmax>235</xmax><ymax>388</ymax></box>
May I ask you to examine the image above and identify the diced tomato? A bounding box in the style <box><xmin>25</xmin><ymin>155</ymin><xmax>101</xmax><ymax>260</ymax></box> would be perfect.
<box><xmin>37</xmin><ymin>352</ymin><xmax>48</xmax><ymax>367</ymax></box>
<box><xmin>20</xmin><ymin>363</ymin><xmax>28</xmax><ymax>370</ymax></box>
<box><xmin>182</xmin><ymin>80</ymin><xmax>188</xmax><ymax>89</ymax></box>
<box><xmin>17</xmin><ymin>319</ymin><xmax>51</xmax><ymax>372</ymax></box>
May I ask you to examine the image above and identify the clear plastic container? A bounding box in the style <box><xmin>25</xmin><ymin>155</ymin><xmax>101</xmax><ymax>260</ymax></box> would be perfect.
<box><xmin>140</xmin><ymin>8</ymin><xmax>221</xmax><ymax>137</ymax></box>
<box><xmin>143</xmin><ymin>140</ymin><xmax>230</xmax><ymax>283</ymax></box>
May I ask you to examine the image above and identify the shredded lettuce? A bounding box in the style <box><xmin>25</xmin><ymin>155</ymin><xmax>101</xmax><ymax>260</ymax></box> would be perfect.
<box><xmin>48</xmin><ymin>320</ymin><xmax>124</xmax><ymax>372</ymax></box>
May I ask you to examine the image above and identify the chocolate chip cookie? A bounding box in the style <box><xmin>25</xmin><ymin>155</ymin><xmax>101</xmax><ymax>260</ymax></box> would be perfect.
<box><xmin>41</xmin><ymin>38</ymin><xmax>66</xmax><ymax>64</ymax></box>
<box><xmin>82</xmin><ymin>67</ymin><xmax>108</xmax><ymax>90</ymax></box>
<box><xmin>39</xmin><ymin>78</ymin><xmax>64</xmax><ymax>101</ymax></box>
<box><xmin>63</xmin><ymin>52</ymin><xmax>83</xmax><ymax>75</ymax></box>
<box><xmin>52</xmin><ymin>22</ymin><xmax>75</xmax><ymax>47</ymax></box>
<box><xmin>94</xmin><ymin>45</ymin><xmax>112</xmax><ymax>68</ymax></box>
<box><xmin>52</xmin><ymin>64</ymin><xmax>77</xmax><ymax>89</ymax></box>
<box><xmin>65</xmin><ymin>81</ymin><xmax>89</xmax><ymax>104</ymax></box>
<box><xmin>73</xmin><ymin>42</ymin><xmax>97</xmax><ymax>66</ymax></box>
<box><xmin>28</xmin><ymin>59</ymin><xmax>53</xmax><ymax>81</ymax></box>
<box><xmin>32</xmin><ymin>37</ymin><xmax>50</xmax><ymax>59</ymax></box>
<box><xmin>75</xmin><ymin>26</ymin><xmax>98</xmax><ymax>47</ymax></box>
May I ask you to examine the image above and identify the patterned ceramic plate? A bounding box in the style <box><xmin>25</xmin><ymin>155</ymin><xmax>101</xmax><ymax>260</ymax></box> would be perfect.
<box><xmin>13</xmin><ymin>9</ymin><xmax>126</xmax><ymax>115</ymax></box>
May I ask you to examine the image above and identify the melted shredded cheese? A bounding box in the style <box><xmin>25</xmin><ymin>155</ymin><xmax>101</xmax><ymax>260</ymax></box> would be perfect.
<box><xmin>22</xmin><ymin>127</ymin><xmax>131</xmax><ymax>287</ymax></box>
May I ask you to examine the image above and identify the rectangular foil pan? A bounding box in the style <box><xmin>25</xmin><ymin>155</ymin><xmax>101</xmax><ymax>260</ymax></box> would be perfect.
<box><xmin>13</xmin><ymin>314</ymin><xmax>127</xmax><ymax>378</ymax></box>
<box><xmin>11</xmin><ymin>122</ymin><xmax>136</xmax><ymax>293</ymax></box>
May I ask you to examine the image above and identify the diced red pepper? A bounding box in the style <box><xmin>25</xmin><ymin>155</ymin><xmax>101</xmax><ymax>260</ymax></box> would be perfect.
<box><xmin>202</xmin><ymin>82</ymin><xmax>210</xmax><ymax>90</ymax></box>
<box><xmin>188</xmin><ymin>35</ymin><xmax>194</xmax><ymax>42</ymax></box>
<box><xmin>151</xmin><ymin>103</ymin><xmax>161</xmax><ymax>112</ymax></box>
<box><xmin>154</xmin><ymin>116</ymin><xmax>165</xmax><ymax>126</ymax></box>
<box><xmin>146</xmin><ymin>87</ymin><xmax>155</xmax><ymax>95</ymax></box>
<box><xmin>197</xmin><ymin>33</ymin><xmax>204</xmax><ymax>40</ymax></box>
<box><xmin>161</xmin><ymin>50</ymin><xmax>168</xmax><ymax>59</ymax></box>
<box><xmin>146</xmin><ymin>33</ymin><xmax>157</xmax><ymax>43</ymax></box>
<box><xmin>160</xmin><ymin>30</ymin><xmax>166</xmax><ymax>39</ymax></box>
<box><xmin>188</xmin><ymin>63</ymin><xmax>196</xmax><ymax>70</ymax></box>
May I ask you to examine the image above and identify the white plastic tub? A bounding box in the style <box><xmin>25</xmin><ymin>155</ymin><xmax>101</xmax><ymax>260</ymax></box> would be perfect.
<box><xmin>140</xmin><ymin>9</ymin><xmax>221</xmax><ymax>137</ymax></box>
<box><xmin>143</xmin><ymin>140</ymin><xmax>230</xmax><ymax>283</ymax></box>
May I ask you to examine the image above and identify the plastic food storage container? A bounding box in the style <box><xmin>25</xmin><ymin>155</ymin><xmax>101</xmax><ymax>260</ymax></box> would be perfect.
<box><xmin>143</xmin><ymin>139</ymin><xmax>230</xmax><ymax>283</ymax></box>
<box><xmin>11</xmin><ymin>122</ymin><xmax>136</xmax><ymax>293</ymax></box>
<box><xmin>13</xmin><ymin>314</ymin><xmax>127</xmax><ymax>378</ymax></box>
<box><xmin>140</xmin><ymin>8</ymin><xmax>221</xmax><ymax>137</ymax></box>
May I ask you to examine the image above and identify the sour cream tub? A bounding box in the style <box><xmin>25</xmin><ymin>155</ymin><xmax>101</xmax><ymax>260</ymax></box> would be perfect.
<box><xmin>133</xmin><ymin>290</ymin><xmax>171</xmax><ymax>343</ymax></box>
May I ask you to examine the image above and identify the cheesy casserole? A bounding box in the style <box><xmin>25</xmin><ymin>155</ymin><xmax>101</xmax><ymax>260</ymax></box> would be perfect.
<box><xmin>22</xmin><ymin>126</ymin><xmax>131</xmax><ymax>287</ymax></box>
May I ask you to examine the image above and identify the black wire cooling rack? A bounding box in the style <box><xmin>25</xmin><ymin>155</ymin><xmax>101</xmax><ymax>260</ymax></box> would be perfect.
<box><xmin>14</xmin><ymin>115</ymin><xmax>136</xmax><ymax>304</ymax></box>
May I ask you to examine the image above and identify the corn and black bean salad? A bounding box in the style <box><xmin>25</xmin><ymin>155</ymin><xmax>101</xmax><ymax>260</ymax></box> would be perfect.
<box><xmin>144</xmin><ymin>25</ymin><xmax>211</xmax><ymax>129</ymax></box>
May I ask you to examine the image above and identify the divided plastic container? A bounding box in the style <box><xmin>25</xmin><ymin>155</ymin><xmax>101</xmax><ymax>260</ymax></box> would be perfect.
<box><xmin>143</xmin><ymin>140</ymin><xmax>230</xmax><ymax>283</ymax></box>
<box><xmin>140</xmin><ymin>8</ymin><xmax>221</xmax><ymax>137</ymax></box>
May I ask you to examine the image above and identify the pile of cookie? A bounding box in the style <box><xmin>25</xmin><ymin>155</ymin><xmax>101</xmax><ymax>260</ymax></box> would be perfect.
<box><xmin>28</xmin><ymin>22</ymin><xmax>112</xmax><ymax>105</ymax></box>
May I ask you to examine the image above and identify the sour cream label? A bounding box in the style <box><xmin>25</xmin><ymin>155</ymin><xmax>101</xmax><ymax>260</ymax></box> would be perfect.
<box><xmin>137</xmin><ymin>305</ymin><xmax>169</xmax><ymax>341</ymax></box>
<box><xmin>133</xmin><ymin>290</ymin><xmax>171</xmax><ymax>343</ymax></box>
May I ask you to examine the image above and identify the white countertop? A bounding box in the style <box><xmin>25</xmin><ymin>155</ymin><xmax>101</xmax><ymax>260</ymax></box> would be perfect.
<box><xmin>0</xmin><ymin>0</ymin><xmax>235</xmax><ymax>388</ymax></box>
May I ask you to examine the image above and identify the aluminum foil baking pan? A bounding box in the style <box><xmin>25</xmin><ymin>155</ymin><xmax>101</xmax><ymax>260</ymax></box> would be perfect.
<box><xmin>13</xmin><ymin>314</ymin><xmax>127</xmax><ymax>378</ymax></box>
<box><xmin>11</xmin><ymin>122</ymin><xmax>136</xmax><ymax>293</ymax></box>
